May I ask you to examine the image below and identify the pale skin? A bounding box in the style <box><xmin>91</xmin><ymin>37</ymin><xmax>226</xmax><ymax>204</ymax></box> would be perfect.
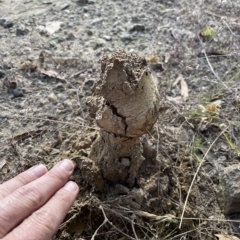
<box><xmin>0</xmin><ymin>159</ymin><xmax>79</xmax><ymax>240</ymax></box>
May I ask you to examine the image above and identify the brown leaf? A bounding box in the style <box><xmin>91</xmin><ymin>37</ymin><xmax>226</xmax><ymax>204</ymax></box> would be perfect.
<box><xmin>13</xmin><ymin>129</ymin><xmax>47</xmax><ymax>142</ymax></box>
<box><xmin>180</xmin><ymin>76</ymin><xmax>188</xmax><ymax>101</ymax></box>
<box><xmin>39</xmin><ymin>69</ymin><xmax>66</xmax><ymax>81</ymax></box>
<box><xmin>172</xmin><ymin>75</ymin><xmax>182</xmax><ymax>87</ymax></box>
<box><xmin>171</xmin><ymin>75</ymin><xmax>189</xmax><ymax>102</ymax></box>
<box><xmin>52</xmin><ymin>130</ymin><xmax>62</xmax><ymax>147</ymax></box>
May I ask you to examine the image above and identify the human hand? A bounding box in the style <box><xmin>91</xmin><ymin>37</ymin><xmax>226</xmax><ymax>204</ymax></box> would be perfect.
<box><xmin>0</xmin><ymin>159</ymin><xmax>79</xmax><ymax>240</ymax></box>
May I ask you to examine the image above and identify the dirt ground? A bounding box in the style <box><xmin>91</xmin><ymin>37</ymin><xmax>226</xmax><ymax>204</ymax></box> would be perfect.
<box><xmin>0</xmin><ymin>0</ymin><xmax>240</xmax><ymax>239</ymax></box>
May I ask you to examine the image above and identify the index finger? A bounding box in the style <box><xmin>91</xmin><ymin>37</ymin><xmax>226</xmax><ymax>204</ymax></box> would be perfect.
<box><xmin>0</xmin><ymin>165</ymin><xmax>48</xmax><ymax>200</ymax></box>
<box><xmin>0</xmin><ymin>159</ymin><xmax>74</xmax><ymax>238</ymax></box>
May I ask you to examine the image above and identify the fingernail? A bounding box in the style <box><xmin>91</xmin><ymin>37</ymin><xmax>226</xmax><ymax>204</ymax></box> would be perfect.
<box><xmin>58</xmin><ymin>159</ymin><xmax>74</xmax><ymax>172</ymax></box>
<box><xmin>64</xmin><ymin>181</ymin><xmax>79</xmax><ymax>192</ymax></box>
<box><xmin>31</xmin><ymin>164</ymin><xmax>47</xmax><ymax>178</ymax></box>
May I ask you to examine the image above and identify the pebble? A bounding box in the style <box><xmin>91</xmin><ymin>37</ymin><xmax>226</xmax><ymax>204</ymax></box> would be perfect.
<box><xmin>115</xmin><ymin>184</ymin><xmax>130</xmax><ymax>195</ymax></box>
<box><xmin>120</xmin><ymin>33</ymin><xmax>133</xmax><ymax>41</ymax></box>
<box><xmin>129</xmin><ymin>24</ymin><xmax>145</xmax><ymax>32</ymax></box>
<box><xmin>63</xmin><ymin>99</ymin><xmax>73</xmax><ymax>109</ymax></box>
<box><xmin>0</xmin><ymin>69</ymin><xmax>5</xmax><ymax>78</ymax></box>
<box><xmin>86</xmin><ymin>29</ymin><xmax>93</xmax><ymax>36</ymax></box>
<box><xmin>36</xmin><ymin>25</ymin><xmax>47</xmax><ymax>35</ymax></box>
<box><xmin>77</xmin><ymin>0</ymin><xmax>88</xmax><ymax>4</ymax></box>
<box><xmin>92</xmin><ymin>38</ymin><xmax>106</xmax><ymax>49</ymax></box>
<box><xmin>0</xmin><ymin>19</ymin><xmax>6</xmax><ymax>26</ymax></box>
<box><xmin>91</xmin><ymin>17</ymin><xmax>103</xmax><ymax>25</ymax></box>
<box><xmin>39</xmin><ymin>97</ymin><xmax>48</xmax><ymax>106</ymax></box>
<box><xmin>3</xmin><ymin>19</ymin><xmax>14</xmax><ymax>28</ymax></box>
<box><xmin>120</xmin><ymin>157</ymin><xmax>130</xmax><ymax>167</ymax></box>
<box><xmin>48</xmin><ymin>92</ymin><xmax>58</xmax><ymax>102</ymax></box>
<box><xmin>49</xmin><ymin>40</ymin><xmax>57</xmax><ymax>48</ymax></box>
<box><xmin>12</xmin><ymin>88</ymin><xmax>24</xmax><ymax>98</ymax></box>
<box><xmin>57</xmin><ymin>37</ymin><xmax>65</xmax><ymax>43</ymax></box>
<box><xmin>57</xmin><ymin>93</ymin><xmax>68</xmax><ymax>101</ymax></box>
<box><xmin>103</xmin><ymin>35</ymin><xmax>112</xmax><ymax>41</ymax></box>
<box><xmin>41</xmin><ymin>0</ymin><xmax>52</xmax><ymax>4</ymax></box>
<box><xmin>66</xmin><ymin>32</ymin><xmax>76</xmax><ymax>40</ymax></box>
<box><xmin>16</xmin><ymin>25</ymin><xmax>28</xmax><ymax>36</ymax></box>
<box><xmin>53</xmin><ymin>83</ymin><xmax>65</xmax><ymax>91</ymax></box>
<box><xmin>131</xmin><ymin>16</ymin><xmax>140</xmax><ymax>23</ymax></box>
<box><xmin>128</xmin><ymin>188</ymin><xmax>144</xmax><ymax>204</ymax></box>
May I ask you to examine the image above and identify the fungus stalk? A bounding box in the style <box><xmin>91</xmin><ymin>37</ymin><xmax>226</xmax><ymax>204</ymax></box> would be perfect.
<box><xmin>87</xmin><ymin>51</ymin><xmax>160</xmax><ymax>187</ymax></box>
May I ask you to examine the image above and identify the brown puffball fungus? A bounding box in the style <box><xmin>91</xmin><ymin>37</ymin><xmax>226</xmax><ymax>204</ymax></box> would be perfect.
<box><xmin>87</xmin><ymin>50</ymin><xmax>160</xmax><ymax>187</ymax></box>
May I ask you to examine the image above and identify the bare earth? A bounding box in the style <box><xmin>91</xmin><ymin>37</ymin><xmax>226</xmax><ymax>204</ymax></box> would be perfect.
<box><xmin>0</xmin><ymin>0</ymin><xmax>240</xmax><ymax>239</ymax></box>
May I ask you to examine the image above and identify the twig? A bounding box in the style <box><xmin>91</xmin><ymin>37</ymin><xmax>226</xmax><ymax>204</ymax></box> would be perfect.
<box><xmin>202</xmin><ymin>50</ymin><xmax>219</xmax><ymax>80</ymax></box>
<box><xmin>91</xmin><ymin>206</ymin><xmax>108</xmax><ymax>240</ymax></box>
<box><xmin>179</xmin><ymin>126</ymin><xmax>228</xmax><ymax>229</ymax></box>
<box><xmin>92</xmin><ymin>205</ymin><xmax>136</xmax><ymax>240</ymax></box>
<box><xmin>131</xmin><ymin>221</ymin><xmax>139</xmax><ymax>240</ymax></box>
<box><xmin>103</xmin><ymin>204</ymin><xmax>158</xmax><ymax>238</ymax></box>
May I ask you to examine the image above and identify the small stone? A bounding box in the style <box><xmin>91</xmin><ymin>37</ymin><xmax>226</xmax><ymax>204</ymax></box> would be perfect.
<box><xmin>131</xmin><ymin>16</ymin><xmax>140</xmax><ymax>23</ymax></box>
<box><xmin>86</xmin><ymin>29</ymin><xmax>93</xmax><ymax>36</ymax></box>
<box><xmin>218</xmin><ymin>164</ymin><xmax>240</xmax><ymax>214</ymax></box>
<box><xmin>128</xmin><ymin>188</ymin><xmax>144</xmax><ymax>205</ymax></box>
<box><xmin>150</xmin><ymin>63</ymin><xmax>165</xmax><ymax>71</ymax></box>
<box><xmin>49</xmin><ymin>40</ymin><xmax>57</xmax><ymax>48</ymax></box>
<box><xmin>129</xmin><ymin>24</ymin><xmax>145</xmax><ymax>32</ymax></box>
<box><xmin>115</xmin><ymin>184</ymin><xmax>130</xmax><ymax>195</ymax></box>
<box><xmin>53</xmin><ymin>83</ymin><xmax>65</xmax><ymax>91</ymax></box>
<box><xmin>16</xmin><ymin>25</ymin><xmax>28</xmax><ymax>36</ymax></box>
<box><xmin>41</xmin><ymin>0</ymin><xmax>52</xmax><ymax>3</ymax></box>
<box><xmin>45</xmin><ymin>21</ymin><xmax>63</xmax><ymax>35</ymax></box>
<box><xmin>12</xmin><ymin>88</ymin><xmax>24</xmax><ymax>98</ymax></box>
<box><xmin>68</xmin><ymin>14</ymin><xmax>76</xmax><ymax>19</ymax></box>
<box><xmin>57</xmin><ymin>93</ymin><xmax>68</xmax><ymax>101</ymax></box>
<box><xmin>57</xmin><ymin>37</ymin><xmax>65</xmax><ymax>43</ymax></box>
<box><xmin>77</xmin><ymin>0</ymin><xmax>88</xmax><ymax>4</ymax></box>
<box><xmin>92</xmin><ymin>38</ymin><xmax>106</xmax><ymax>49</ymax></box>
<box><xmin>36</xmin><ymin>25</ymin><xmax>47</xmax><ymax>35</ymax></box>
<box><xmin>120</xmin><ymin>157</ymin><xmax>130</xmax><ymax>167</ymax></box>
<box><xmin>3</xmin><ymin>19</ymin><xmax>13</xmax><ymax>28</ymax></box>
<box><xmin>48</xmin><ymin>92</ymin><xmax>58</xmax><ymax>102</ymax></box>
<box><xmin>217</xmin><ymin>156</ymin><xmax>227</xmax><ymax>163</ymax></box>
<box><xmin>0</xmin><ymin>69</ymin><xmax>5</xmax><ymax>78</ymax></box>
<box><xmin>120</xmin><ymin>33</ymin><xmax>133</xmax><ymax>41</ymax></box>
<box><xmin>103</xmin><ymin>35</ymin><xmax>112</xmax><ymax>41</ymax></box>
<box><xmin>220</xmin><ymin>143</ymin><xmax>228</xmax><ymax>151</ymax></box>
<box><xmin>39</xmin><ymin>98</ymin><xmax>48</xmax><ymax>107</ymax></box>
<box><xmin>91</xmin><ymin>18</ymin><xmax>103</xmax><ymax>25</ymax></box>
<box><xmin>66</xmin><ymin>32</ymin><xmax>76</xmax><ymax>40</ymax></box>
<box><xmin>63</xmin><ymin>99</ymin><xmax>72</xmax><ymax>109</ymax></box>
<box><xmin>0</xmin><ymin>19</ymin><xmax>6</xmax><ymax>26</ymax></box>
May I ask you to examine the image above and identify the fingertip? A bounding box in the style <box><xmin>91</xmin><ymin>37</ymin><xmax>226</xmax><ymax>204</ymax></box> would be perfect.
<box><xmin>63</xmin><ymin>181</ymin><xmax>79</xmax><ymax>193</ymax></box>
<box><xmin>30</xmin><ymin>164</ymin><xmax>48</xmax><ymax>178</ymax></box>
<box><xmin>57</xmin><ymin>159</ymin><xmax>74</xmax><ymax>172</ymax></box>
